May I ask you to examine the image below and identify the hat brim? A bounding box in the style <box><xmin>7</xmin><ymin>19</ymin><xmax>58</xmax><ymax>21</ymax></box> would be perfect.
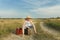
<box><xmin>26</xmin><ymin>18</ymin><xmax>31</xmax><ymax>19</ymax></box>
<box><xmin>25</xmin><ymin>17</ymin><xmax>32</xmax><ymax>19</ymax></box>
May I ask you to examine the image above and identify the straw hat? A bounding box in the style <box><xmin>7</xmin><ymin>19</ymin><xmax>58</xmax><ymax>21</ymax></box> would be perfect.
<box><xmin>26</xmin><ymin>16</ymin><xmax>31</xmax><ymax>19</ymax></box>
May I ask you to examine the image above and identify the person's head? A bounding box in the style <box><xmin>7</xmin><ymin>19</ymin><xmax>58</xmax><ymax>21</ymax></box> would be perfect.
<box><xmin>25</xmin><ymin>16</ymin><xmax>32</xmax><ymax>21</ymax></box>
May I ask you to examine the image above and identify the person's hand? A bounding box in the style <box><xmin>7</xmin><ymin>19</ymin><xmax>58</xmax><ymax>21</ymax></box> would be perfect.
<box><xmin>34</xmin><ymin>31</ymin><xmax>37</xmax><ymax>34</ymax></box>
<box><xmin>23</xmin><ymin>35</ymin><xmax>24</xmax><ymax>38</ymax></box>
<box><xmin>23</xmin><ymin>33</ymin><xmax>24</xmax><ymax>37</ymax></box>
<box><xmin>22</xmin><ymin>34</ymin><xmax>25</xmax><ymax>40</ymax></box>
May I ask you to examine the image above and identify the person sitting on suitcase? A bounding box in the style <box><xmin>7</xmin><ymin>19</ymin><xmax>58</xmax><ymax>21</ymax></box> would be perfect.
<box><xmin>22</xmin><ymin>16</ymin><xmax>37</xmax><ymax>35</ymax></box>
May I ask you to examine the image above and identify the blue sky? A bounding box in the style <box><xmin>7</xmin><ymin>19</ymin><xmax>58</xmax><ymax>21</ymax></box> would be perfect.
<box><xmin>0</xmin><ymin>0</ymin><xmax>60</xmax><ymax>18</ymax></box>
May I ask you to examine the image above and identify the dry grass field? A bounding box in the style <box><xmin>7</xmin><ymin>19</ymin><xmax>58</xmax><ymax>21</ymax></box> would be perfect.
<box><xmin>0</xmin><ymin>18</ymin><xmax>57</xmax><ymax>40</ymax></box>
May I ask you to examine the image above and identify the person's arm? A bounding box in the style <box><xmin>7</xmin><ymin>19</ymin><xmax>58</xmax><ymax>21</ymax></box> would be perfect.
<box><xmin>22</xmin><ymin>21</ymin><xmax>25</xmax><ymax>35</ymax></box>
<box><xmin>30</xmin><ymin>21</ymin><xmax>37</xmax><ymax>33</ymax></box>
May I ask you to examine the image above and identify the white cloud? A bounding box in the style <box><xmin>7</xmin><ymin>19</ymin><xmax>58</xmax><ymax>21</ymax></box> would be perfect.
<box><xmin>22</xmin><ymin>0</ymin><xmax>52</xmax><ymax>6</ymax></box>
<box><xmin>0</xmin><ymin>9</ymin><xmax>32</xmax><ymax>18</ymax></box>
<box><xmin>30</xmin><ymin>5</ymin><xmax>60</xmax><ymax>18</ymax></box>
<box><xmin>0</xmin><ymin>9</ymin><xmax>18</xmax><ymax>18</ymax></box>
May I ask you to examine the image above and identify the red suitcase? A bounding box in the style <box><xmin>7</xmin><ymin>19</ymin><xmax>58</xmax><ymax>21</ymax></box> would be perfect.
<box><xmin>16</xmin><ymin>28</ymin><xmax>19</xmax><ymax>35</ymax></box>
<box><xmin>16</xmin><ymin>28</ymin><xmax>23</xmax><ymax>35</ymax></box>
<box><xmin>19</xmin><ymin>28</ymin><xmax>23</xmax><ymax>34</ymax></box>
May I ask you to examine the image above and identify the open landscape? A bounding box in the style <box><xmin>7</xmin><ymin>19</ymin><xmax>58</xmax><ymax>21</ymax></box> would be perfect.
<box><xmin>0</xmin><ymin>18</ymin><xmax>60</xmax><ymax>40</ymax></box>
<box><xmin>0</xmin><ymin>0</ymin><xmax>60</xmax><ymax>40</ymax></box>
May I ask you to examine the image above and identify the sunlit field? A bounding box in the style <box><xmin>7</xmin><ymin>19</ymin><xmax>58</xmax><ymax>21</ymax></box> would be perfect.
<box><xmin>0</xmin><ymin>19</ymin><xmax>21</xmax><ymax>37</ymax></box>
<box><xmin>0</xmin><ymin>18</ymin><xmax>57</xmax><ymax>40</ymax></box>
<box><xmin>44</xmin><ymin>19</ymin><xmax>60</xmax><ymax>31</ymax></box>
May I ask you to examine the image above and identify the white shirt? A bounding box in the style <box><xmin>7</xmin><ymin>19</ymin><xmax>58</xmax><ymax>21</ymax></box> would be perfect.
<box><xmin>23</xmin><ymin>21</ymin><xmax>33</xmax><ymax>29</ymax></box>
<box><xmin>25</xmin><ymin>21</ymin><xmax>32</xmax><ymax>26</ymax></box>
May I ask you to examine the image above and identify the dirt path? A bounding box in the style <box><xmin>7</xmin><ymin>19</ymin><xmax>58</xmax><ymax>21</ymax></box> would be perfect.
<box><xmin>2</xmin><ymin>34</ymin><xmax>34</xmax><ymax>40</ymax></box>
<box><xmin>40</xmin><ymin>22</ymin><xmax>60</xmax><ymax>40</ymax></box>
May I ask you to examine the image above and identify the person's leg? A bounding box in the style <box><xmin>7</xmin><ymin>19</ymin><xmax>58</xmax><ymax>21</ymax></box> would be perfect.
<box><xmin>28</xmin><ymin>28</ymin><xmax>34</xmax><ymax>35</ymax></box>
<box><xmin>28</xmin><ymin>28</ymin><xmax>34</xmax><ymax>40</ymax></box>
<box><xmin>28</xmin><ymin>28</ymin><xmax>31</xmax><ymax>35</ymax></box>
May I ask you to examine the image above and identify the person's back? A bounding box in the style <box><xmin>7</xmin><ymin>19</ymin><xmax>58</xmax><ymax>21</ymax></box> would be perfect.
<box><xmin>24</xmin><ymin>20</ymin><xmax>33</xmax><ymax>29</ymax></box>
<box><xmin>22</xmin><ymin>16</ymin><xmax>37</xmax><ymax>36</ymax></box>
